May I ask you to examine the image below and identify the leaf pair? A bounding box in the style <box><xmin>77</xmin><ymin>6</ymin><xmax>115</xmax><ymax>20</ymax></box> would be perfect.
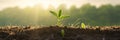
<box><xmin>49</xmin><ymin>10</ymin><xmax>62</xmax><ymax>18</ymax></box>
<box><xmin>50</xmin><ymin>10</ymin><xmax>70</xmax><ymax>26</ymax></box>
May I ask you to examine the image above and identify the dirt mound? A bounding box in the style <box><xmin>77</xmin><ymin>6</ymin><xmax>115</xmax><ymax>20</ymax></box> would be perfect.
<box><xmin>0</xmin><ymin>26</ymin><xmax>120</xmax><ymax>40</ymax></box>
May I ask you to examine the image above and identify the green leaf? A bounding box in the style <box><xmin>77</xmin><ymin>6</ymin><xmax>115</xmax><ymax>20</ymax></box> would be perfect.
<box><xmin>60</xmin><ymin>15</ymin><xmax>70</xmax><ymax>19</ymax></box>
<box><xmin>58</xmin><ymin>10</ymin><xmax>62</xmax><ymax>17</ymax></box>
<box><xmin>49</xmin><ymin>11</ymin><xmax>57</xmax><ymax>17</ymax></box>
<box><xmin>81</xmin><ymin>23</ymin><xmax>86</xmax><ymax>29</ymax></box>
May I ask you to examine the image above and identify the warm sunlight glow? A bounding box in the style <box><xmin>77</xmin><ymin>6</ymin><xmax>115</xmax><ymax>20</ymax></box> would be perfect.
<box><xmin>18</xmin><ymin>2</ymin><xmax>35</xmax><ymax>8</ymax></box>
<box><xmin>40</xmin><ymin>0</ymin><xmax>59</xmax><ymax>9</ymax></box>
<box><xmin>0</xmin><ymin>0</ymin><xmax>119</xmax><ymax>10</ymax></box>
<box><xmin>18</xmin><ymin>0</ymin><xmax>65</xmax><ymax>9</ymax></box>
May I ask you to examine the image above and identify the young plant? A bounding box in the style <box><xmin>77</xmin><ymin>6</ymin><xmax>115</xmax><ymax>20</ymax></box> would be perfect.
<box><xmin>50</xmin><ymin>10</ymin><xmax>70</xmax><ymax>26</ymax></box>
<box><xmin>81</xmin><ymin>23</ymin><xmax>86</xmax><ymax>29</ymax></box>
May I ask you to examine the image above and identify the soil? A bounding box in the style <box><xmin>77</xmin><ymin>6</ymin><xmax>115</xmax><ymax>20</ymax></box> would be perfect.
<box><xmin>0</xmin><ymin>26</ymin><xmax>120</xmax><ymax>40</ymax></box>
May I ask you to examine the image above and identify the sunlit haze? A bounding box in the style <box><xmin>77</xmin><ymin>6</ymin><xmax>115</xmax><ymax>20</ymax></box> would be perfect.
<box><xmin>0</xmin><ymin>0</ymin><xmax>120</xmax><ymax>10</ymax></box>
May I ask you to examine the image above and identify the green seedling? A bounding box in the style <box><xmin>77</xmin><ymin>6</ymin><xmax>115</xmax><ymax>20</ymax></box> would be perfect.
<box><xmin>61</xmin><ymin>29</ymin><xmax>65</xmax><ymax>37</ymax></box>
<box><xmin>81</xmin><ymin>23</ymin><xmax>86</xmax><ymax>29</ymax></box>
<box><xmin>50</xmin><ymin>10</ymin><xmax>70</xmax><ymax>26</ymax></box>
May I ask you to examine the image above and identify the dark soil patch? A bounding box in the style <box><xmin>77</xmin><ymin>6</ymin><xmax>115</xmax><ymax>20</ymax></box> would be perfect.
<box><xmin>0</xmin><ymin>26</ymin><xmax>120</xmax><ymax>40</ymax></box>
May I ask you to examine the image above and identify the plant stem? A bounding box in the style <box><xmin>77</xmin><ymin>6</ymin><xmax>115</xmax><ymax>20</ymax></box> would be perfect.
<box><xmin>57</xmin><ymin>19</ymin><xmax>61</xmax><ymax>26</ymax></box>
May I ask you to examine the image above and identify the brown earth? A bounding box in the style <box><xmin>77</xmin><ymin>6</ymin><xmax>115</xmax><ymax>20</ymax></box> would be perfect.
<box><xmin>0</xmin><ymin>26</ymin><xmax>120</xmax><ymax>40</ymax></box>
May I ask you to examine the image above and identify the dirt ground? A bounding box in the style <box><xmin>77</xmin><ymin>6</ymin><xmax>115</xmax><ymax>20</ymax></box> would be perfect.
<box><xmin>0</xmin><ymin>26</ymin><xmax>120</xmax><ymax>40</ymax></box>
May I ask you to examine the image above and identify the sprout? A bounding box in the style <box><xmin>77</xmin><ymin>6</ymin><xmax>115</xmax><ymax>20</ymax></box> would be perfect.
<box><xmin>81</xmin><ymin>23</ymin><xmax>86</xmax><ymax>29</ymax></box>
<box><xmin>50</xmin><ymin>10</ymin><xmax>70</xmax><ymax>26</ymax></box>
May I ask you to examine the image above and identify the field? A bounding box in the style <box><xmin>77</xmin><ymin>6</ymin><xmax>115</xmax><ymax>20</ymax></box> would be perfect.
<box><xmin>0</xmin><ymin>26</ymin><xmax>120</xmax><ymax>40</ymax></box>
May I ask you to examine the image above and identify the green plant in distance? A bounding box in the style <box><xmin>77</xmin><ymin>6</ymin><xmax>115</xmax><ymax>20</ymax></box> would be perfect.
<box><xmin>50</xmin><ymin>10</ymin><xmax>70</xmax><ymax>26</ymax></box>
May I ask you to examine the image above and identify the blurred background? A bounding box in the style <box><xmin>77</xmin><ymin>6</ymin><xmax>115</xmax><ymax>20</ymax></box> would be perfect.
<box><xmin>0</xmin><ymin>0</ymin><xmax>120</xmax><ymax>26</ymax></box>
